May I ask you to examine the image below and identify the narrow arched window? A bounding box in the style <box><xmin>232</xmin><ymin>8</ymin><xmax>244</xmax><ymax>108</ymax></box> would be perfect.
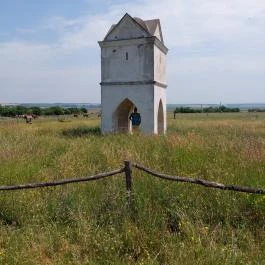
<box><xmin>126</xmin><ymin>52</ymin><xmax>128</xmax><ymax>60</ymax></box>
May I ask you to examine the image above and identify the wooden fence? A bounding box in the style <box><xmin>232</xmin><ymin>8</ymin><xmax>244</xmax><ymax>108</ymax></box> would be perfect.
<box><xmin>0</xmin><ymin>161</ymin><xmax>265</xmax><ymax>198</ymax></box>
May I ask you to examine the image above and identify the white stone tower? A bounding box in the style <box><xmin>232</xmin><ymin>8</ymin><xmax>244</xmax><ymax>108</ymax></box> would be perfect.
<box><xmin>98</xmin><ymin>13</ymin><xmax>168</xmax><ymax>134</ymax></box>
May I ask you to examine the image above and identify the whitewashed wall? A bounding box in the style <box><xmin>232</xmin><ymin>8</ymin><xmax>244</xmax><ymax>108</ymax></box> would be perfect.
<box><xmin>101</xmin><ymin>84</ymin><xmax>154</xmax><ymax>133</ymax></box>
<box><xmin>99</xmin><ymin>14</ymin><xmax>168</xmax><ymax>134</ymax></box>
<box><xmin>101</xmin><ymin>42</ymin><xmax>153</xmax><ymax>83</ymax></box>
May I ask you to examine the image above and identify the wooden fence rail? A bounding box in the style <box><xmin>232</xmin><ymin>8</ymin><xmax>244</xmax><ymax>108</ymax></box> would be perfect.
<box><xmin>133</xmin><ymin>163</ymin><xmax>265</xmax><ymax>195</ymax></box>
<box><xmin>0</xmin><ymin>161</ymin><xmax>265</xmax><ymax>196</ymax></box>
<box><xmin>0</xmin><ymin>168</ymin><xmax>125</xmax><ymax>191</ymax></box>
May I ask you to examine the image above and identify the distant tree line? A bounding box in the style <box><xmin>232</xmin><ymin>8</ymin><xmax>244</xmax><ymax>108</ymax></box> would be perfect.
<box><xmin>0</xmin><ymin>105</ymin><xmax>88</xmax><ymax>117</ymax></box>
<box><xmin>248</xmin><ymin>108</ymin><xmax>265</xmax><ymax>112</ymax></box>
<box><xmin>174</xmin><ymin>105</ymin><xmax>240</xmax><ymax>114</ymax></box>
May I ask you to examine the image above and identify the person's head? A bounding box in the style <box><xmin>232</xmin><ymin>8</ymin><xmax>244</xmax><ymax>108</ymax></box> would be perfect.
<box><xmin>134</xmin><ymin>107</ymin><xmax>137</xmax><ymax>113</ymax></box>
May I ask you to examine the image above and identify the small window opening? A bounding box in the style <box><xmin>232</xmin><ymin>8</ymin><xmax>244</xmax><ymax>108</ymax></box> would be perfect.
<box><xmin>126</xmin><ymin>52</ymin><xmax>128</xmax><ymax>60</ymax></box>
<box><xmin>112</xmin><ymin>49</ymin><xmax>116</xmax><ymax>53</ymax></box>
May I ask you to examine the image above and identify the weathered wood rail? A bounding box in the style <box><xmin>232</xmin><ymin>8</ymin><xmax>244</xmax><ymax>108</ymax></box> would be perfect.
<box><xmin>0</xmin><ymin>161</ymin><xmax>265</xmax><ymax>196</ymax></box>
<box><xmin>133</xmin><ymin>163</ymin><xmax>265</xmax><ymax>195</ymax></box>
<box><xmin>0</xmin><ymin>168</ymin><xmax>124</xmax><ymax>191</ymax></box>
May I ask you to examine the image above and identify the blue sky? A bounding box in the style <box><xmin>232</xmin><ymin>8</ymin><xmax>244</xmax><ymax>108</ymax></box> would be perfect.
<box><xmin>0</xmin><ymin>0</ymin><xmax>264</xmax><ymax>103</ymax></box>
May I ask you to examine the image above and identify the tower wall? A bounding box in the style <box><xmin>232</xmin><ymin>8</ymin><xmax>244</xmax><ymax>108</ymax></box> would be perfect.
<box><xmin>100</xmin><ymin>38</ymin><xmax>154</xmax><ymax>83</ymax></box>
<box><xmin>101</xmin><ymin>84</ymin><xmax>155</xmax><ymax>133</ymax></box>
<box><xmin>99</xmin><ymin>14</ymin><xmax>168</xmax><ymax>134</ymax></box>
<box><xmin>154</xmin><ymin>85</ymin><xmax>167</xmax><ymax>134</ymax></box>
<box><xmin>154</xmin><ymin>45</ymin><xmax>166</xmax><ymax>84</ymax></box>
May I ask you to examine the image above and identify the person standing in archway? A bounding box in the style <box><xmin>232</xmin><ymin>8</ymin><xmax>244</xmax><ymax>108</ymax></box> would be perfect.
<box><xmin>129</xmin><ymin>107</ymin><xmax>141</xmax><ymax>132</ymax></box>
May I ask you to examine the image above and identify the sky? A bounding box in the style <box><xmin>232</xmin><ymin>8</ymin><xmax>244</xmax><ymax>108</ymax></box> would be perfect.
<box><xmin>0</xmin><ymin>0</ymin><xmax>264</xmax><ymax>104</ymax></box>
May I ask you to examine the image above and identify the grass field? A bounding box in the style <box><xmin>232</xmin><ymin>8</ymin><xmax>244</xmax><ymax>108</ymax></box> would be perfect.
<box><xmin>0</xmin><ymin>112</ymin><xmax>265</xmax><ymax>264</ymax></box>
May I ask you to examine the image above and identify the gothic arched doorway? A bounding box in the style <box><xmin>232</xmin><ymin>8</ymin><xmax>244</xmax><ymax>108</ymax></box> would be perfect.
<box><xmin>113</xmin><ymin>98</ymin><xmax>135</xmax><ymax>132</ymax></box>
<box><xmin>157</xmin><ymin>99</ymin><xmax>164</xmax><ymax>134</ymax></box>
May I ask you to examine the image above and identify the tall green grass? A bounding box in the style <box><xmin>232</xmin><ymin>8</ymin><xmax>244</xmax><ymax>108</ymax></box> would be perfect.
<box><xmin>0</xmin><ymin>113</ymin><xmax>265</xmax><ymax>264</ymax></box>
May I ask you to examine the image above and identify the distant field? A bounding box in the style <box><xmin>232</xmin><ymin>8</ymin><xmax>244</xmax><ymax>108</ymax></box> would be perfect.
<box><xmin>0</xmin><ymin>112</ymin><xmax>265</xmax><ymax>264</ymax></box>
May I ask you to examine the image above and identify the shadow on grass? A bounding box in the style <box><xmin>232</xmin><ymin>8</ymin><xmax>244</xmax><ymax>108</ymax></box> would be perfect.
<box><xmin>62</xmin><ymin>126</ymin><xmax>101</xmax><ymax>137</ymax></box>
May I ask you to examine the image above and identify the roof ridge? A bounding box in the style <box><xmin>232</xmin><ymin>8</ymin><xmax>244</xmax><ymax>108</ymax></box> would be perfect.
<box><xmin>102</xmin><ymin>13</ymin><xmax>164</xmax><ymax>44</ymax></box>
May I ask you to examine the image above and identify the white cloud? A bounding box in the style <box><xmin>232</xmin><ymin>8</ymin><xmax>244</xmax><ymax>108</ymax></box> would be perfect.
<box><xmin>31</xmin><ymin>0</ymin><xmax>264</xmax><ymax>50</ymax></box>
<box><xmin>0</xmin><ymin>42</ymin><xmax>100</xmax><ymax>102</ymax></box>
<box><xmin>59</xmin><ymin>16</ymin><xmax>111</xmax><ymax>49</ymax></box>
<box><xmin>168</xmin><ymin>55</ymin><xmax>265</xmax><ymax>75</ymax></box>
<box><xmin>0</xmin><ymin>0</ymin><xmax>264</xmax><ymax>103</ymax></box>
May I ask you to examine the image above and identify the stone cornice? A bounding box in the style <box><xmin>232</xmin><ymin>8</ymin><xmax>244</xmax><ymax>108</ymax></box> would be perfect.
<box><xmin>100</xmin><ymin>80</ymin><xmax>167</xmax><ymax>88</ymax></box>
<box><xmin>98</xmin><ymin>36</ymin><xmax>168</xmax><ymax>54</ymax></box>
<box><xmin>154</xmin><ymin>38</ymin><xmax>168</xmax><ymax>54</ymax></box>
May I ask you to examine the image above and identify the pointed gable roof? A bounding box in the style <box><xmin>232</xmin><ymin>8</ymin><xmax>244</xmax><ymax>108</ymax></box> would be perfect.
<box><xmin>145</xmin><ymin>19</ymin><xmax>164</xmax><ymax>43</ymax></box>
<box><xmin>104</xmin><ymin>13</ymin><xmax>164</xmax><ymax>44</ymax></box>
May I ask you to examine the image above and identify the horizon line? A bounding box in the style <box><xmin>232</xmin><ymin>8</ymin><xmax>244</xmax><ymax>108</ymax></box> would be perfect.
<box><xmin>1</xmin><ymin>102</ymin><xmax>265</xmax><ymax>105</ymax></box>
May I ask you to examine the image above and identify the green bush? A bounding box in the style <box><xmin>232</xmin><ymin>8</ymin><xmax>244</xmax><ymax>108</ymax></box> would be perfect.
<box><xmin>174</xmin><ymin>105</ymin><xmax>240</xmax><ymax>114</ymax></box>
<box><xmin>0</xmin><ymin>105</ymin><xmax>90</xmax><ymax>117</ymax></box>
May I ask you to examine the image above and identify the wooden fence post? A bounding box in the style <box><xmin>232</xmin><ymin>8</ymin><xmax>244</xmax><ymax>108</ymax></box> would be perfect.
<box><xmin>124</xmin><ymin>160</ymin><xmax>133</xmax><ymax>203</ymax></box>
